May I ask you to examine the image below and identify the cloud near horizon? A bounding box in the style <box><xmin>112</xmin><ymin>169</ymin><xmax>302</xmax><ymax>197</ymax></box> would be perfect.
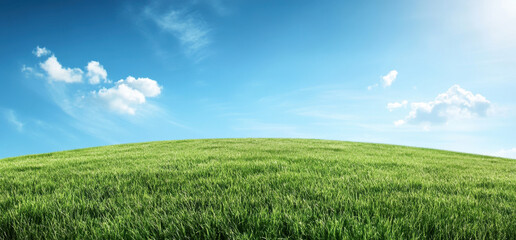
<box><xmin>493</xmin><ymin>148</ymin><xmax>516</xmax><ymax>159</ymax></box>
<box><xmin>395</xmin><ymin>85</ymin><xmax>491</xmax><ymax>126</ymax></box>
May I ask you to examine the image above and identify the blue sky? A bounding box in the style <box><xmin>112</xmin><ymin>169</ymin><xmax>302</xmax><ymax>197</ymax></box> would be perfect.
<box><xmin>1</xmin><ymin>0</ymin><xmax>515</xmax><ymax>159</ymax></box>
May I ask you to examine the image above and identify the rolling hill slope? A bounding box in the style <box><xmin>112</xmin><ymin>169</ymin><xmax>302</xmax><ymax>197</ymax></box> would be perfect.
<box><xmin>1</xmin><ymin>138</ymin><xmax>515</xmax><ymax>239</ymax></box>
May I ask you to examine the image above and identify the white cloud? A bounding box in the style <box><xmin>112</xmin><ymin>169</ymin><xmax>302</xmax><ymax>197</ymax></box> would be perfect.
<box><xmin>387</xmin><ymin>100</ymin><xmax>408</xmax><ymax>111</ymax></box>
<box><xmin>21</xmin><ymin>64</ymin><xmax>44</xmax><ymax>78</ymax></box>
<box><xmin>21</xmin><ymin>64</ymin><xmax>34</xmax><ymax>73</ymax></box>
<box><xmin>367</xmin><ymin>83</ymin><xmax>378</xmax><ymax>90</ymax></box>
<box><xmin>395</xmin><ymin>85</ymin><xmax>491</xmax><ymax>126</ymax></box>
<box><xmin>368</xmin><ymin>70</ymin><xmax>398</xmax><ymax>89</ymax></box>
<box><xmin>40</xmin><ymin>55</ymin><xmax>83</xmax><ymax>83</ymax></box>
<box><xmin>493</xmin><ymin>148</ymin><xmax>516</xmax><ymax>159</ymax></box>
<box><xmin>95</xmin><ymin>77</ymin><xmax>162</xmax><ymax>115</ymax></box>
<box><xmin>382</xmin><ymin>70</ymin><xmax>398</xmax><ymax>87</ymax></box>
<box><xmin>32</xmin><ymin>46</ymin><xmax>51</xmax><ymax>57</ymax></box>
<box><xmin>27</xmin><ymin>47</ymin><xmax>163</xmax><ymax>116</ymax></box>
<box><xmin>145</xmin><ymin>8</ymin><xmax>210</xmax><ymax>55</ymax></box>
<box><xmin>86</xmin><ymin>61</ymin><xmax>108</xmax><ymax>84</ymax></box>
<box><xmin>117</xmin><ymin>76</ymin><xmax>162</xmax><ymax>97</ymax></box>
<box><xmin>96</xmin><ymin>84</ymin><xmax>146</xmax><ymax>115</ymax></box>
<box><xmin>393</xmin><ymin>119</ymin><xmax>405</xmax><ymax>126</ymax></box>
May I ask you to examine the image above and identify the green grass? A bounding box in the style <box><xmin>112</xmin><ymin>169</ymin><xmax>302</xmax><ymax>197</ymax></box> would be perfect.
<box><xmin>0</xmin><ymin>138</ymin><xmax>515</xmax><ymax>239</ymax></box>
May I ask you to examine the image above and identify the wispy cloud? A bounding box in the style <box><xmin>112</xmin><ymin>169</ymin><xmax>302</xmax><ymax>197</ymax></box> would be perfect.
<box><xmin>206</xmin><ymin>0</ymin><xmax>232</xmax><ymax>16</ymax></box>
<box><xmin>21</xmin><ymin>64</ymin><xmax>44</xmax><ymax>78</ymax></box>
<box><xmin>21</xmin><ymin>65</ymin><xmax>34</xmax><ymax>74</ymax></box>
<box><xmin>144</xmin><ymin>6</ymin><xmax>210</xmax><ymax>58</ymax></box>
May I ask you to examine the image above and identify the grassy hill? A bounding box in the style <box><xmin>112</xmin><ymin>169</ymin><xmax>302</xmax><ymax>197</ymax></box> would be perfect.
<box><xmin>0</xmin><ymin>138</ymin><xmax>515</xmax><ymax>239</ymax></box>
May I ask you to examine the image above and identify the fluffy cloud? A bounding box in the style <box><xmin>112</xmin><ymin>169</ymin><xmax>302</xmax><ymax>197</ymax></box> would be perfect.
<box><xmin>382</xmin><ymin>70</ymin><xmax>398</xmax><ymax>87</ymax></box>
<box><xmin>96</xmin><ymin>84</ymin><xmax>146</xmax><ymax>115</ymax></box>
<box><xmin>396</xmin><ymin>85</ymin><xmax>491</xmax><ymax>126</ymax></box>
<box><xmin>117</xmin><ymin>76</ymin><xmax>161</xmax><ymax>97</ymax></box>
<box><xmin>29</xmin><ymin>47</ymin><xmax>163</xmax><ymax>115</ymax></box>
<box><xmin>86</xmin><ymin>61</ymin><xmax>108</xmax><ymax>84</ymax></box>
<box><xmin>387</xmin><ymin>100</ymin><xmax>408</xmax><ymax>111</ymax></box>
<box><xmin>32</xmin><ymin>46</ymin><xmax>51</xmax><ymax>57</ymax></box>
<box><xmin>368</xmin><ymin>70</ymin><xmax>398</xmax><ymax>90</ymax></box>
<box><xmin>40</xmin><ymin>56</ymin><xmax>83</xmax><ymax>83</ymax></box>
<box><xmin>95</xmin><ymin>77</ymin><xmax>162</xmax><ymax>115</ymax></box>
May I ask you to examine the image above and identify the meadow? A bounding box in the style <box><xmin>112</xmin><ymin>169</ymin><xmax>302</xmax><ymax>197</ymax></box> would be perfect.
<box><xmin>0</xmin><ymin>138</ymin><xmax>515</xmax><ymax>239</ymax></box>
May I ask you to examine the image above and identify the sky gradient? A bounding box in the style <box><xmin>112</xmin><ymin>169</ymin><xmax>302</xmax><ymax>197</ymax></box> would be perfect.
<box><xmin>1</xmin><ymin>0</ymin><xmax>515</xmax><ymax>159</ymax></box>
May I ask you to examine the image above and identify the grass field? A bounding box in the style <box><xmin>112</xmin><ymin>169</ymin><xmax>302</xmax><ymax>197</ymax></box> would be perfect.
<box><xmin>0</xmin><ymin>138</ymin><xmax>515</xmax><ymax>239</ymax></box>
